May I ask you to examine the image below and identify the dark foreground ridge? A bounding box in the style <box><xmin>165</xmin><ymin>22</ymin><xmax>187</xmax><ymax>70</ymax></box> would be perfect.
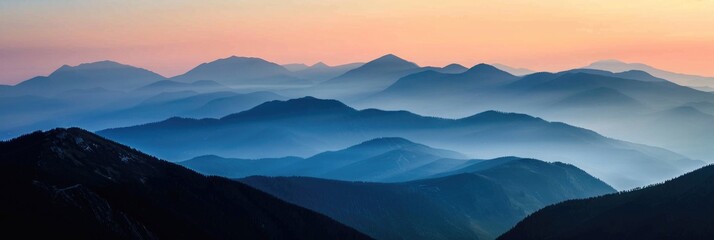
<box><xmin>498</xmin><ymin>164</ymin><xmax>714</xmax><ymax>240</ymax></box>
<box><xmin>0</xmin><ymin>128</ymin><xmax>370</xmax><ymax>240</ymax></box>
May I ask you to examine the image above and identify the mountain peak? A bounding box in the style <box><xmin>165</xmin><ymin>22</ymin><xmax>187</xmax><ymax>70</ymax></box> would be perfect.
<box><xmin>593</xmin><ymin>59</ymin><xmax>627</xmax><ymax>64</ymax></box>
<box><xmin>444</xmin><ymin>63</ymin><xmax>466</xmax><ymax>69</ymax></box>
<box><xmin>461</xmin><ymin>63</ymin><xmax>518</xmax><ymax>82</ymax></box>
<box><xmin>459</xmin><ymin>110</ymin><xmax>538</xmax><ymax>123</ymax></box>
<box><xmin>312</xmin><ymin>62</ymin><xmax>329</xmax><ymax>68</ymax></box>
<box><xmin>466</xmin><ymin>63</ymin><xmax>504</xmax><ymax>73</ymax></box>
<box><xmin>52</xmin><ymin>60</ymin><xmax>130</xmax><ymax>74</ymax></box>
<box><xmin>355</xmin><ymin>137</ymin><xmax>417</xmax><ymax>148</ymax></box>
<box><xmin>368</xmin><ymin>54</ymin><xmax>416</xmax><ymax>66</ymax></box>
<box><xmin>222</xmin><ymin>96</ymin><xmax>357</xmax><ymax>121</ymax></box>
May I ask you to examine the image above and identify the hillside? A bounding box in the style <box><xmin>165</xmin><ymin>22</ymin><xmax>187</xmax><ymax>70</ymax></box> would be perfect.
<box><xmin>0</xmin><ymin>128</ymin><xmax>369</xmax><ymax>239</ymax></box>
<box><xmin>499</xmin><ymin>163</ymin><xmax>714</xmax><ymax>240</ymax></box>
<box><xmin>240</xmin><ymin>158</ymin><xmax>615</xmax><ymax>240</ymax></box>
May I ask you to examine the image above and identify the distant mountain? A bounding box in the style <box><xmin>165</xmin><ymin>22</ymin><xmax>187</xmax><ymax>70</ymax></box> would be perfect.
<box><xmin>282</xmin><ymin>63</ymin><xmax>310</xmax><ymax>71</ymax></box>
<box><xmin>607</xmin><ymin>106</ymin><xmax>714</xmax><ymax>161</ymax></box>
<box><xmin>360</xmin><ymin>68</ymin><xmax>714</xmax><ymax>162</ymax></box>
<box><xmin>80</xmin><ymin>91</ymin><xmax>284</xmax><ymax>130</ymax></box>
<box><xmin>0</xmin><ymin>128</ymin><xmax>369</xmax><ymax>239</ymax></box>
<box><xmin>240</xmin><ymin>158</ymin><xmax>615</xmax><ymax>240</ymax></box>
<box><xmin>172</xmin><ymin>56</ymin><xmax>311</xmax><ymax>87</ymax></box>
<box><xmin>135</xmin><ymin>79</ymin><xmax>230</xmax><ymax>93</ymax></box>
<box><xmin>694</xmin><ymin>86</ymin><xmax>714</xmax><ymax>92</ymax></box>
<box><xmin>549</xmin><ymin>87</ymin><xmax>649</xmax><ymax>115</ymax></box>
<box><xmin>315</xmin><ymin>54</ymin><xmax>422</xmax><ymax>98</ymax></box>
<box><xmin>585</xmin><ymin>59</ymin><xmax>714</xmax><ymax>88</ymax></box>
<box><xmin>292</xmin><ymin>62</ymin><xmax>364</xmax><ymax>82</ymax></box>
<box><xmin>564</xmin><ymin>68</ymin><xmax>667</xmax><ymax>82</ymax></box>
<box><xmin>7</xmin><ymin>60</ymin><xmax>165</xmax><ymax>96</ymax></box>
<box><xmin>98</xmin><ymin>97</ymin><xmax>703</xmax><ymax>189</ymax></box>
<box><xmin>182</xmin><ymin>91</ymin><xmax>286</xmax><ymax>118</ymax></box>
<box><xmin>179</xmin><ymin>137</ymin><xmax>473</xmax><ymax>182</ymax></box>
<box><xmin>499</xmin><ymin>163</ymin><xmax>714</xmax><ymax>240</ymax></box>
<box><xmin>376</xmin><ymin>63</ymin><xmax>518</xmax><ymax>98</ymax></box>
<box><xmin>423</xmin><ymin>63</ymin><xmax>469</xmax><ymax>74</ymax></box>
<box><xmin>492</xmin><ymin>63</ymin><xmax>536</xmax><ymax>76</ymax></box>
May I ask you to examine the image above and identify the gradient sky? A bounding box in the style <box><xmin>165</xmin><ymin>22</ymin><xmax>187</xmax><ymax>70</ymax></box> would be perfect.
<box><xmin>2</xmin><ymin>0</ymin><xmax>714</xmax><ymax>84</ymax></box>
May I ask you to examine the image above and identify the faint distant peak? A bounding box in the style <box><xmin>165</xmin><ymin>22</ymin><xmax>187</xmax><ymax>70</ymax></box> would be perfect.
<box><xmin>312</xmin><ymin>62</ymin><xmax>329</xmax><ymax>68</ymax></box>
<box><xmin>465</xmin><ymin>63</ymin><xmax>516</xmax><ymax>77</ymax></box>
<box><xmin>368</xmin><ymin>54</ymin><xmax>417</xmax><ymax>67</ymax></box>
<box><xmin>282</xmin><ymin>63</ymin><xmax>310</xmax><ymax>71</ymax></box>
<box><xmin>357</xmin><ymin>137</ymin><xmax>417</xmax><ymax>147</ymax></box>
<box><xmin>222</xmin><ymin>96</ymin><xmax>356</xmax><ymax>120</ymax></box>
<box><xmin>444</xmin><ymin>63</ymin><xmax>466</xmax><ymax>69</ymax></box>
<box><xmin>442</xmin><ymin>63</ymin><xmax>468</xmax><ymax>72</ymax></box>
<box><xmin>491</xmin><ymin>63</ymin><xmax>536</xmax><ymax>76</ymax></box>
<box><xmin>53</xmin><ymin>60</ymin><xmax>130</xmax><ymax>73</ymax></box>
<box><xmin>593</xmin><ymin>59</ymin><xmax>627</xmax><ymax>64</ymax></box>
<box><xmin>459</xmin><ymin>110</ymin><xmax>538</xmax><ymax>123</ymax></box>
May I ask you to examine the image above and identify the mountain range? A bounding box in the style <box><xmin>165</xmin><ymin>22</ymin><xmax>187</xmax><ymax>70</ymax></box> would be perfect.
<box><xmin>585</xmin><ymin>59</ymin><xmax>714</xmax><ymax>88</ymax></box>
<box><xmin>289</xmin><ymin>62</ymin><xmax>365</xmax><ymax>82</ymax></box>
<box><xmin>2</xmin><ymin>61</ymin><xmax>166</xmax><ymax>97</ymax></box>
<box><xmin>240</xmin><ymin>157</ymin><xmax>615</xmax><ymax>240</ymax></box>
<box><xmin>171</xmin><ymin>56</ymin><xmax>312</xmax><ymax>88</ymax></box>
<box><xmin>499</xmin><ymin>163</ymin><xmax>714</xmax><ymax>240</ymax></box>
<box><xmin>0</xmin><ymin>128</ymin><xmax>369</xmax><ymax>239</ymax></box>
<box><xmin>179</xmin><ymin>137</ymin><xmax>477</xmax><ymax>182</ymax></box>
<box><xmin>99</xmin><ymin>97</ymin><xmax>703</xmax><ymax>190</ymax></box>
<box><xmin>358</xmin><ymin>63</ymin><xmax>714</xmax><ymax>162</ymax></box>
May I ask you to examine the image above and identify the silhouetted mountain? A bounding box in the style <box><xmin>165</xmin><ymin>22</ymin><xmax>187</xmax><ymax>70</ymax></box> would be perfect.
<box><xmin>564</xmin><ymin>68</ymin><xmax>667</xmax><ymax>82</ymax></box>
<box><xmin>179</xmin><ymin>137</ymin><xmax>472</xmax><ymax>182</ymax></box>
<box><xmin>609</xmin><ymin>106</ymin><xmax>714</xmax><ymax>161</ymax></box>
<box><xmin>694</xmin><ymin>86</ymin><xmax>714</xmax><ymax>92</ymax></box>
<box><xmin>360</xmin><ymin>68</ymin><xmax>714</xmax><ymax>162</ymax></box>
<box><xmin>683</xmin><ymin>101</ymin><xmax>714</xmax><ymax>115</ymax></box>
<box><xmin>7</xmin><ymin>61</ymin><xmax>165</xmax><ymax>96</ymax></box>
<box><xmin>315</xmin><ymin>54</ymin><xmax>422</xmax><ymax>98</ymax></box>
<box><xmin>98</xmin><ymin>97</ymin><xmax>703</xmax><ymax>189</ymax></box>
<box><xmin>80</xmin><ymin>91</ymin><xmax>284</xmax><ymax>130</ymax></box>
<box><xmin>492</xmin><ymin>63</ymin><xmax>536</xmax><ymax>76</ymax></box>
<box><xmin>292</xmin><ymin>62</ymin><xmax>364</xmax><ymax>82</ymax></box>
<box><xmin>372</xmin><ymin>63</ymin><xmax>518</xmax><ymax>99</ymax></box>
<box><xmin>0</xmin><ymin>128</ymin><xmax>369</xmax><ymax>240</ymax></box>
<box><xmin>423</xmin><ymin>63</ymin><xmax>469</xmax><ymax>74</ymax></box>
<box><xmin>172</xmin><ymin>56</ymin><xmax>311</xmax><ymax>87</ymax></box>
<box><xmin>441</xmin><ymin>63</ymin><xmax>469</xmax><ymax>73</ymax></box>
<box><xmin>282</xmin><ymin>63</ymin><xmax>310</xmax><ymax>71</ymax></box>
<box><xmin>585</xmin><ymin>59</ymin><xmax>714</xmax><ymax>88</ymax></box>
<box><xmin>499</xmin><ymin>163</ymin><xmax>714</xmax><ymax>240</ymax></box>
<box><xmin>550</xmin><ymin>87</ymin><xmax>648</xmax><ymax>112</ymax></box>
<box><xmin>240</xmin><ymin>158</ymin><xmax>615</xmax><ymax>240</ymax></box>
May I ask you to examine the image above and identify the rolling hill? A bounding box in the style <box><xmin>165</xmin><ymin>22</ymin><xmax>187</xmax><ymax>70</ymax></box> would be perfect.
<box><xmin>98</xmin><ymin>97</ymin><xmax>703</xmax><ymax>189</ymax></box>
<box><xmin>172</xmin><ymin>56</ymin><xmax>311</xmax><ymax>87</ymax></box>
<box><xmin>240</xmin><ymin>158</ymin><xmax>615</xmax><ymax>240</ymax></box>
<box><xmin>179</xmin><ymin>137</ymin><xmax>475</xmax><ymax>182</ymax></box>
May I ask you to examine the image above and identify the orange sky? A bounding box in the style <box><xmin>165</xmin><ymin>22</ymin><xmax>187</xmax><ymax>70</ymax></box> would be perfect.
<box><xmin>1</xmin><ymin>0</ymin><xmax>713</xmax><ymax>84</ymax></box>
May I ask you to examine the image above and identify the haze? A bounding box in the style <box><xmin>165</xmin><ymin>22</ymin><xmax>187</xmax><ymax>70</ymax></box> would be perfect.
<box><xmin>2</xmin><ymin>0</ymin><xmax>714</xmax><ymax>84</ymax></box>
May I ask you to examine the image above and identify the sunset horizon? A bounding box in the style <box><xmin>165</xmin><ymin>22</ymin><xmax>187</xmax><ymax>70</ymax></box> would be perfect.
<box><xmin>3</xmin><ymin>0</ymin><xmax>714</xmax><ymax>84</ymax></box>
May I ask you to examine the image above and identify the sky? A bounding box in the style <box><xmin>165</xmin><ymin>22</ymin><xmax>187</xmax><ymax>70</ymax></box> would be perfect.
<box><xmin>1</xmin><ymin>0</ymin><xmax>714</xmax><ymax>84</ymax></box>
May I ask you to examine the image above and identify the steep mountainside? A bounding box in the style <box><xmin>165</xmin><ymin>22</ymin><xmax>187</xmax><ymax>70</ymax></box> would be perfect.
<box><xmin>0</xmin><ymin>128</ymin><xmax>369</xmax><ymax>240</ymax></box>
<box><xmin>499</xmin><ymin>163</ymin><xmax>714</xmax><ymax>240</ymax></box>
